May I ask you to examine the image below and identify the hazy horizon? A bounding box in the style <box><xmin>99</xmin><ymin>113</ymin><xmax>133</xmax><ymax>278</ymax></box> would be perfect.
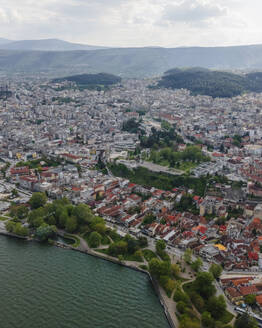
<box><xmin>2</xmin><ymin>37</ymin><xmax>262</xmax><ymax>50</ymax></box>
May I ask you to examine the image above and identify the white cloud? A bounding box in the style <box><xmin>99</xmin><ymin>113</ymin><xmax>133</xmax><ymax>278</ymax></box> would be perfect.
<box><xmin>162</xmin><ymin>0</ymin><xmax>227</xmax><ymax>25</ymax></box>
<box><xmin>0</xmin><ymin>0</ymin><xmax>261</xmax><ymax>47</ymax></box>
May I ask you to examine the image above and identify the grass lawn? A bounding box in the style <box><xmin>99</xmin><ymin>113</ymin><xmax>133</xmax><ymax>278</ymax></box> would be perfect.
<box><xmin>64</xmin><ymin>233</ymin><xmax>80</xmax><ymax>248</ymax></box>
<box><xmin>173</xmin><ymin>161</ymin><xmax>198</xmax><ymax>173</ymax></box>
<box><xmin>123</xmin><ymin>253</ymin><xmax>143</xmax><ymax>262</ymax></box>
<box><xmin>142</xmin><ymin>249</ymin><xmax>157</xmax><ymax>262</ymax></box>
<box><xmin>95</xmin><ymin>248</ymin><xmax>143</xmax><ymax>262</ymax></box>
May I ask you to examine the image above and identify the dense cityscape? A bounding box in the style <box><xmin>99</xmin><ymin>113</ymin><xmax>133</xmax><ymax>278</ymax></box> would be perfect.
<box><xmin>0</xmin><ymin>74</ymin><xmax>262</xmax><ymax>327</ymax></box>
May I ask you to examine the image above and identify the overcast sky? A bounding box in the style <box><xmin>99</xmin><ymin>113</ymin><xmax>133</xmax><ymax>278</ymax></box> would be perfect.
<box><xmin>0</xmin><ymin>0</ymin><xmax>261</xmax><ymax>47</ymax></box>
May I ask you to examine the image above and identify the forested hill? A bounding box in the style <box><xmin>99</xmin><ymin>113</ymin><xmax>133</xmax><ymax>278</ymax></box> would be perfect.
<box><xmin>52</xmin><ymin>73</ymin><xmax>121</xmax><ymax>89</ymax></box>
<box><xmin>157</xmin><ymin>68</ymin><xmax>262</xmax><ymax>98</ymax></box>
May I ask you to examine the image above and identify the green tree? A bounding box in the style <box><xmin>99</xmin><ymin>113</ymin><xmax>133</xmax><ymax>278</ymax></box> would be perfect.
<box><xmin>171</xmin><ymin>263</ymin><xmax>181</xmax><ymax>278</ymax></box>
<box><xmin>177</xmin><ymin>301</ymin><xmax>188</xmax><ymax>314</ymax></box>
<box><xmin>28</xmin><ymin>207</ymin><xmax>45</xmax><ymax>228</ymax></box>
<box><xmin>11</xmin><ymin>188</ymin><xmax>18</xmax><ymax>197</ymax></box>
<box><xmin>149</xmin><ymin>258</ymin><xmax>171</xmax><ymax>278</ymax></box>
<box><xmin>179</xmin><ymin>316</ymin><xmax>200</xmax><ymax>328</ymax></box>
<box><xmin>201</xmin><ymin>311</ymin><xmax>215</xmax><ymax>328</ymax></box>
<box><xmin>10</xmin><ymin>204</ymin><xmax>29</xmax><ymax>220</ymax></box>
<box><xmin>73</xmin><ymin>204</ymin><xmax>93</xmax><ymax>225</ymax></box>
<box><xmin>191</xmin><ymin>257</ymin><xmax>203</xmax><ymax>272</ymax></box>
<box><xmin>138</xmin><ymin>236</ymin><xmax>148</xmax><ymax>248</ymax></box>
<box><xmin>58</xmin><ymin>210</ymin><xmax>69</xmax><ymax>229</ymax></box>
<box><xmin>183</xmin><ymin>248</ymin><xmax>192</xmax><ymax>264</ymax></box>
<box><xmin>35</xmin><ymin>224</ymin><xmax>57</xmax><ymax>242</ymax></box>
<box><xmin>108</xmin><ymin>241</ymin><xmax>128</xmax><ymax>256</ymax></box>
<box><xmin>93</xmin><ymin>223</ymin><xmax>106</xmax><ymax>235</ymax></box>
<box><xmin>13</xmin><ymin>223</ymin><xmax>29</xmax><ymax>237</ymax></box>
<box><xmin>234</xmin><ymin>313</ymin><xmax>258</xmax><ymax>328</ymax></box>
<box><xmin>88</xmin><ymin>231</ymin><xmax>102</xmax><ymax>248</ymax></box>
<box><xmin>29</xmin><ymin>192</ymin><xmax>47</xmax><ymax>209</ymax></box>
<box><xmin>194</xmin><ymin>272</ymin><xmax>215</xmax><ymax>299</ymax></box>
<box><xmin>173</xmin><ymin>288</ymin><xmax>191</xmax><ymax>306</ymax></box>
<box><xmin>5</xmin><ymin>220</ymin><xmax>16</xmax><ymax>233</ymax></box>
<box><xmin>209</xmin><ymin>263</ymin><xmax>223</xmax><ymax>279</ymax></box>
<box><xmin>207</xmin><ymin>295</ymin><xmax>226</xmax><ymax>320</ymax></box>
<box><xmin>244</xmin><ymin>294</ymin><xmax>256</xmax><ymax>306</ymax></box>
<box><xmin>190</xmin><ymin>291</ymin><xmax>205</xmax><ymax>313</ymax></box>
<box><xmin>156</xmin><ymin>240</ymin><xmax>166</xmax><ymax>252</ymax></box>
<box><xmin>65</xmin><ymin>216</ymin><xmax>78</xmax><ymax>233</ymax></box>
<box><xmin>142</xmin><ymin>214</ymin><xmax>156</xmax><ymax>225</ymax></box>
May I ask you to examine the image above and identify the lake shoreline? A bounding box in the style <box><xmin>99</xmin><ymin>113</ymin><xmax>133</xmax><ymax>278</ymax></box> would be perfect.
<box><xmin>0</xmin><ymin>230</ymin><xmax>177</xmax><ymax>328</ymax></box>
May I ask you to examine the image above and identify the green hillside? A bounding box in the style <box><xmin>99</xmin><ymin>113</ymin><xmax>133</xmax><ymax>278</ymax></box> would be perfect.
<box><xmin>52</xmin><ymin>73</ymin><xmax>121</xmax><ymax>90</ymax></box>
<box><xmin>157</xmin><ymin>68</ymin><xmax>262</xmax><ymax>98</ymax></box>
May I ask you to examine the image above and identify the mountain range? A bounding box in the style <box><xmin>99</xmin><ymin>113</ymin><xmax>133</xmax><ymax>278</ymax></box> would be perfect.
<box><xmin>1</xmin><ymin>39</ymin><xmax>262</xmax><ymax>77</ymax></box>
<box><xmin>0</xmin><ymin>38</ymin><xmax>107</xmax><ymax>51</ymax></box>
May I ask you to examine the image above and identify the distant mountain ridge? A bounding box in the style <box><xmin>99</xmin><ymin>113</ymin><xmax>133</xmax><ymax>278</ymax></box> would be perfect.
<box><xmin>1</xmin><ymin>43</ymin><xmax>262</xmax><ymax>77</ymax></box>
<box><xmin>0</xmin><ymin>38</ymin><xmax>13</xmax><ymax>45</ymax></box>
<box><xmin>0</xmin><ymin>38</ymin><xmax>108</xmax><ymax>51</ymax></box>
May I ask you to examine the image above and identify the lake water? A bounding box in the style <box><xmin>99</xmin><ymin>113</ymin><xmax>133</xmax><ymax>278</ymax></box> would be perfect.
<box><xmin>0</xmin><ymin>236</ymin><xmax>170</xmax><ymax>328</ymax></box>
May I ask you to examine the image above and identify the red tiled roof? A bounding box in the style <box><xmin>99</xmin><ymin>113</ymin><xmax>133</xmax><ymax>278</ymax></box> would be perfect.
<box><xmin>248</xmin><ymin>252</ymin><xmax>259</xmax><ymax>261</ymax></box>
<box><xmin>239</xmin><ymin>285</ymin><xmax>258</xmax><ymax>296</ymax></box>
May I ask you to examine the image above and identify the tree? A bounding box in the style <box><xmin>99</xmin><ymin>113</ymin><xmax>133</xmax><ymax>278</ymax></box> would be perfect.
<box><xmin>13</xmin><ymin>223</ymin><xmax>29</xmax><ymax>237</ymax></box>
<box><xmin>127</xmin><ymin>238</ymin><xmax>139</xmax><ymax>254</ymax></box>
<box><xmin>173</xmin><ymin>288</ymin><xmax>191</xmax><ymax>306</ymax></box>
<box><xmin>88</xmin><ymin>231</ymin><xmax>102</xmax><ymax>248</ymax></box>
<box><xmin>191</xmin><ymin>257</ymin><xmax>203</xmax><ymax>272</ymax></box>
<box><xmin>10</xmin><ymin>204</ymin><xmax>29</xmax><ymax>220</ymax></box>
<box><xmin>11</xmin><ymin>189</ymin><xmax>18</xmax><ymax>197</ymax></box>
<box><xmin>108</xmin><ymin>241</ymin><xmax>128</xmax><ymax>256</ymax></box>
<box><xmin>149</xmin><ymin>258</ymin><xmax>171</xmax><ymax>278</ymax></box>
<box><xmin>183</xmin><ymin>248</ymin><xmax>192</xmax><ymax>264</ymax></box>
<box><xmin>93</xmin><ymin>223</ymin><xmax>106</xmax><ymax>235</ymax></box>
<box><xmin>177</xmin><ymin>301</ymin><xmax>188</xmax><ymax>314</ymax></box>
<box><xmin>142</xmin><ymin>214</ymin><xmax>156</xmax><ymax>225</ymax></box>
<box><xmin>58</xmin><ymin>210</ymin><xmax>69</xmax><ymax>229</ymax></box>
<box><xmin>156</xmin><ymin>240</ymin><xmax>166</xmax><ymax>253</ymax></box>
<box><xmin>73</xmin><ymin>204</ymin><xmax>93</xmax><ymax>225</ymax></box>
<box><xmin>190</xmin><ymin>291</ymin><xmax>205</xmax><ymax>313</ymax></box>
<box><xmin>194</xmin><ymin>272</ymin><xmax>215</xmax><ymax>299</ymax></box>
<box><xmin>65</xmin><ymin>216</ymin><xmax>78</xmax><ymax>233</ymax></box>
<box><xmin>179</xmin><ymin>316</ymin><xmax>200</xmax><ymax>328</ymax></box>
<box><xmin>138</xmin><ymin>236</ymin><xmax>148</xmax><ymax>248</ymax></box>
<box><xmin>244</xmin><ymin>294</ymin><xmax>256</xmax><ymax>306</ymax></box>
<box><xmin>201</xmin><ymin>311</ymin><xmax>215</xmax><ymax>328</ymax></box>
<box><xmin>209</xmin><ymin>263</ymin><xmax>223</xmax><ymax>279</ymax></box>
<box><xmin>171</xmin><ymin>263</ymin><xmax>181</xmax><ymax>278</ymax></box>
<box><xmin>35</xmin><ymin>224</ymin><xmax>57</xmax><ymax>242</ymax></box>
<box><xmin>207</xmin><ymin>295</ymin><xmax>226</xmax><ymax>320</ymax></box>
<box><xmin>29</xmin><ymin>192</ymin><xmax>47</xmax><ymax>209</ymax></box>
<box><xmin>234</xmin><ymin>313</ymin><xmax>258</xmax><ymax>328</ymax></box>
<box><xmin>28</xmin><ymin>207</ymin><xmax>45</xmax><ymax>228</ymax></box>
<box><xmin>5</xmin><ymin>220</ymin><xmax>16</xmax><ymax>233</ymax></box>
